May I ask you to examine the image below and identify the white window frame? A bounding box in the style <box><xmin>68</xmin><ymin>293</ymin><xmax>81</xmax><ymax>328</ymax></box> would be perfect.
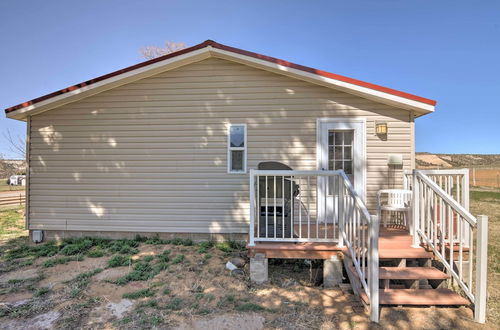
<box><xmin>227</xmin><ymin>123</ymin><xmax>247</xmax><ymax>174</ymax></box>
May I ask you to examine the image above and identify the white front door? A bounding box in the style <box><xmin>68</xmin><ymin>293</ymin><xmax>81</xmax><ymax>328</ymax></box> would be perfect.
<box><xmin>317</xmin><ymin>119</ymin><xmax>366</xmax><ymax>222</ymax></box>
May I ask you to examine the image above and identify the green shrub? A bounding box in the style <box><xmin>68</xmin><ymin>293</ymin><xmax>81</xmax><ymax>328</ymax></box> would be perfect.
<box><xmin>108</xmin><ymin>240</ymin><xmax>139</xmax><ymax>255</ymax></box>
<box><xmin>235</xmin><ymin>303</ymin><xmax>266</xmax><ymax>312</ymax></box>
<box><xmin>67</xmin><ymin>268</ymin><xmax>103</xmax><ymax>297</ymax></box>
<box><xmin>171</xmin><ymin>255</ymin><xmax>185</xmax><ymax>264</ymax></box>
<box><xmin>113</xmin><ymin>261</ymin><xmax>160</xmax><ymax>285</ymax></box>
<box><xmin>157</xmin><ymin>250</ymin><xmax>171</xmax><ymax>263</ymax></box>
<box><xmin>144</xmin><ymin>236</ymin><xmax>168</xmax><ymax>245</ymax></box>
<box><xmin>201</xmin><ymin>253</ymin><xmax>212</xmax><ymax>264</ymax></box>
<box><xmin>87</xmin><ymin>248</ymin><xmax>105</xmax><ymax>258</ymax></box>
<box><xmin>33</xmin><ymin>287</ymin><xmax>50</xmax><ymax>297</ymax></box>
<box><xmin>163</xmin><ymin>288</ymin><xmax>171</xmax><ymax>295</ymax></box>
<box><xmin>197</xmin><ymin>241</ymin><xmax>213</xmax><ymax>253</ymax></box>
<box><xmin>217</xmin><ymin>294</ymin><xmax>236</xmax><ymax>308</ymax></box>
<box><xmin>59</xmin><ymin>239</ymin><xmax>94</xmax><ymax>256</ymax></box>
<box><xmin>6</xmin><ymin>242</ymin><xmax>60</xmax><ymax>260</ymax></box>
<box><xmin>138</xmin><ymin>299</ymin><xmax>159</xmax><ymax>309</ymax></box>
<box><xmin>108</xmin><ymin>255</ymin><xmax>132</xmax><ymax>268</ymax></box>
<box><xmin>122</xmin><ymin>288</ymin><xmax>155</xmax><ymax>299</ymax></box>
<box><xmin>42</xmin><ymin>256</ymin><xmax>81</xmax><ymax>268</ymax></box>
<box><xmin>165</xmin><ymin>297</ymin><xmax>183</xmax><ymax>310</ymax></box>
<box><xmin>153</xmin><ymin>261</ymin><xmax>168</xmax><ymax>272</ymax></box>
<box><xmin>170</xmin><ymin>238</ymin><xmax>193</xmax><ymax>246</ymax></box>
<box><xmin>215</xmin><ymin>241</ymin><xmax>245</xmax><ymax>253</ymax></box>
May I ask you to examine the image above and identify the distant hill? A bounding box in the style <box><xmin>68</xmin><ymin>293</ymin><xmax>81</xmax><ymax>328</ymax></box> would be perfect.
<box><xmin>416</xmin><ymin>153</ymin><xmax>500</xmax><ymax>169</ymax></box>
<box><xmin>0</xmin><ymin>159</ymin><xmax>26</xmax><ymax>178</ymax></box>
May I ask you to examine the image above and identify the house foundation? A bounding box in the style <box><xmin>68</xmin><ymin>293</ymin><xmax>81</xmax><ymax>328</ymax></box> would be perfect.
<box><xmin>250</xmin><ymin>253</ymin><xmax>268</xmax><ymax>284</ymax></box>
<box><xmin>323</xmin><ymin>253</ymin><xmax>343</xmax><ymax>288</ymax></box>
<box><xmin>30</xmin><ymin>230</ymin><xmax>247</xmax><ymax>243</ymax></box>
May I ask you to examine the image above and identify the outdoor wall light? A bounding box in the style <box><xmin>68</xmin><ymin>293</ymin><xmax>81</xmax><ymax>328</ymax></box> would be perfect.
<box><xmin>375</xmin><ymin>122</ymin><xmax>388</xmax><ymax>135</ymax></box>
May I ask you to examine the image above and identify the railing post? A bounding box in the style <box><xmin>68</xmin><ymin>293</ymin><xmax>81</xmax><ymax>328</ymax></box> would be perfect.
<box><xmin>411</xmin><ymin>170</ymin><xmax>420</xmax><ymax>248</ymax></box>
<box><xmin>462</xmin><ymin>169</ymin><xmax>471</xmax><ymax>247</ymax></box>
<box><xmin>475</xmin><ymin>215</ymin><xmax>488</xmax><ymax>323</ymax></box>
<box><xmin>462</xmin><ymin>169</ymin><xmax>470</xmax><ymax>210</ymax></box>
<box><xmin>249</xmin><ymin>169</ymin><xmax>256</xmax><ymax>247</ymax></box>
<box><xmin>338</xmin><ymin>175</ymin><xmax>344</xmax><ymax>247</ymax></box>
<box><xmin>369</xmin><ymin>215</ymin><xmax>379</xmax><ymax>323</ymax></box>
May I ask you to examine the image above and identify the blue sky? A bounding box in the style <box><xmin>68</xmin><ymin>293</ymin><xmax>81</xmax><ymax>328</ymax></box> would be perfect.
<box><xmin>0</xmin><ymin>0</ymin><xmax>499</xmax><ymax>159</ymax></box>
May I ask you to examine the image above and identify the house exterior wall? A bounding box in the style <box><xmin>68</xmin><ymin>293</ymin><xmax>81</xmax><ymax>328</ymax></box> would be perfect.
<box><xmin>28</xmin><ymin>57</ymin><xmax>413</xmax><ymax>234</ymax></box>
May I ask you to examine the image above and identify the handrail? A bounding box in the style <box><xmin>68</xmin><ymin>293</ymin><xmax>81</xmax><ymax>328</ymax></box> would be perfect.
<box><xmin>338</xmin><ymin>171</ymin><xmax>371</xmax><ymax>222</ymax></box>
<box><xmin>411</xmin><ymin>169</ymin><xmax>488</xmax><ymax>323</ymax></box>
<box><xmin>415</xmin><ymin>172</ymin><xmax>476</xmax><ymax>226</ymax></box>
<box><xmin>337</xmin><ymin>171</ymin><xmax>379</xmax><ymax>323</ymax></box>
<box><xmin>250</xmin><ymin>169</ymin><xmax>344</xmax><ymax>176</ymax></box>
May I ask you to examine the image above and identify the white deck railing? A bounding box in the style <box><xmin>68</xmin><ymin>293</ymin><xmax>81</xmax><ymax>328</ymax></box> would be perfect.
<box><xmin>248</xmin><ymin>169</ymin><xmax>379</xmax><ymax>322</ymax></box>
<box><xmin>410</xmin><ymin>169</ymin><xmax>488</xmax><ymax>323</ymax></box>
<box><xmin>248</xmin><ymin>170</ymin><xmax>342</xmax><ymax>244</ymax></box>
<box><xmin>337</xmin><ymin>171</ymin><xmax>380</xmax><ymax>323</ymax></box>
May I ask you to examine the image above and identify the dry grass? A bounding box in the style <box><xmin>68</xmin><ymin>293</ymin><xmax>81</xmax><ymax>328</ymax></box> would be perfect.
<box><xmin>0</xmin><ymin>196</ymin><xmax>498</xmax><ymax>329</ymax></box>
<box><xmin>470</xmin><ymin>189</ymin><xmax>500</xmax><ymax>326</ymax></box>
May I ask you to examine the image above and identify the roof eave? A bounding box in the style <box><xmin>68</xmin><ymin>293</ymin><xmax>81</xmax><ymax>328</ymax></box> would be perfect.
<box><xmin>209</xmin><ymin>47</ymin><xmax>435</xmax><ymax>115</ymax></box>
<box><xmin>5</xmin><ymin>40</ymin><xmax>436</xmax><ymax>120</ymax></box>
<box><xmin>6</xmin><ymin>47</ymin><xmax>213</xmax><ymax>120</ymax></box>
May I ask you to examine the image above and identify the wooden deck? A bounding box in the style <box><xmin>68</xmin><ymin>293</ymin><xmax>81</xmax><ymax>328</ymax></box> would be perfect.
<box><xmin>249</xmin><ymin>226</ymin><xmax>412</xmax><ymax>260</ymax></box>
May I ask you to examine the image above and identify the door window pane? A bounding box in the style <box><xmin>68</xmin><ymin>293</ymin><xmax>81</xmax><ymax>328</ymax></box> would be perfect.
<box><xmin>328</xmin><ymin>129</ymin><xmax>354</xmax><ymax>182</ymax></box>
<box><xmin>334</xmin><ymin>132</ymin><xmax>343</xmax><ymax>145</ymax></box>
<box><xmin>344</xmin><ymin>161</ymin><xmax>352</xmax><ymax>175</ymax></box>
<box><xmin>343</xmin><ymin>131</ymin><xmax>353</xmax><ymax>145</ymax></box>
<box><xmin>344</xmin><ymin>146</ymin><xmax>352</xmax><ymax>160</ymax></box>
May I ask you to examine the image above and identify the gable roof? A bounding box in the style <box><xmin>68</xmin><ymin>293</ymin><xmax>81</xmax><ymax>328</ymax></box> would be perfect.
<box><xmin>4</xmin><ymin>40</ymin><xmax>436</xmax><ymax>120</ymax></box>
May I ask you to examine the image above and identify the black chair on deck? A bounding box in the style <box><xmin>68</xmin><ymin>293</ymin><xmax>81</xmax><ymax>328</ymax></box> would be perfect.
<box><xmin>257</xmin><ymin>162</ymin><xmax>299</xmax><ymax>238</ymax></box>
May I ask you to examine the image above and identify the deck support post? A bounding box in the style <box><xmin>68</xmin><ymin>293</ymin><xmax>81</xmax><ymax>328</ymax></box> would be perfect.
<box><xmin>250</xmin><ymin>253</ymin><xmax>268</xmax><ymax>284</ymax></box>
<box><xmin>323</xmin><ymin>253</ymin><xmax>343</xmax><ymax>288</ymax></box>
<box><xmin>474</xmin><ymin>215</ymin><xmax>488</xmax><ymax>323</ymax></box>
<box><xmin>369</xmin><ymin>215</ymin><xmax>380</xmax><ymax>323</ymax></box>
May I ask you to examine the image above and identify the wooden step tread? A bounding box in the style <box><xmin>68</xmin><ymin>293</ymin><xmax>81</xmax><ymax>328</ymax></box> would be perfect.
<box><xmin>379</xmin><ymin>289</ymin><xmax>470</xmax><ymax>306</ymax></box>
<box><xmin>379</xmin><ymin>248</ymin><xmax>433</xmax><ymax>259</ymax></box>
<box><xmin>379</xmin><ymin>267</ymin><xmax>450</xmax><ymax>280</ymax></box>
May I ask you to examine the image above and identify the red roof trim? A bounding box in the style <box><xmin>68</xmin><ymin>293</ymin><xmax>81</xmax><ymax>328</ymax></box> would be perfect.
<box><xmin>5</xmin><ymin>40</ymin><xmax>436</xmax><ymax>114</ymax></box>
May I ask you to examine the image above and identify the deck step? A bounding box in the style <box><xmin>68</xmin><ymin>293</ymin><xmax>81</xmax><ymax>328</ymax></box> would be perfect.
<box><xmin>379</xmin><ymin>267</ymin><xmax>449</xmax><ymax>280</ymax></box>
<box><xmin>379</xmin><ymin>248</ymin><xmax>433</xmax><ymax>259</ymax></box>
<box><xmin>379</xmin><ymin>289</ymin><xmax>470</xmax><ymax>306</ymax></box>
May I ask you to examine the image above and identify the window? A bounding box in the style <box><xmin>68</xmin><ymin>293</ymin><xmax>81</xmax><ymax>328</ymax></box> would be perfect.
<box><xmin>228</xmin><ymin>124</ymin><xmax>247</xmax><ymax>173</ymax></box>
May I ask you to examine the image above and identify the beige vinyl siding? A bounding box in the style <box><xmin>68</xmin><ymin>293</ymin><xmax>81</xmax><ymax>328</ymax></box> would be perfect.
<box><xmin>28</xmin><ymin>57</ymin><xmax>412</xmax><ymax>233</ymax></box>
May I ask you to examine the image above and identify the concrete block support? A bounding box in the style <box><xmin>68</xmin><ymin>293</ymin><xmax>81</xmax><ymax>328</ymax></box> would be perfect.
<box><xmin>250</xmin><ymin>253</ymin><xmax>268</xmax><ymax>284</ymax></box>
<box><xmin>324</xmin><ymin>254</ymin><xmax>343</xmax><ymax>288</ymax></box>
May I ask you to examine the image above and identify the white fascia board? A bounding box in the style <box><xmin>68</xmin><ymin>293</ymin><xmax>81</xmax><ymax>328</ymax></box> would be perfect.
<box><xmin>6</xmin><ymin>48</ymin><xmax>212</xmax><ymax>120</ymax></box>
<box><xmin>210</xmin><ymin>48</ymin><xmax>435</xmax><ymax>115</ymax></box>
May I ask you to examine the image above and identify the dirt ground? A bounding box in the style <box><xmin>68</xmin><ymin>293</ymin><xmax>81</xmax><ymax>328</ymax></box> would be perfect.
<box><xmin>0</xmin><ymin>194</ymin><xmax>498</xmax><ymax>329</ymax></box>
